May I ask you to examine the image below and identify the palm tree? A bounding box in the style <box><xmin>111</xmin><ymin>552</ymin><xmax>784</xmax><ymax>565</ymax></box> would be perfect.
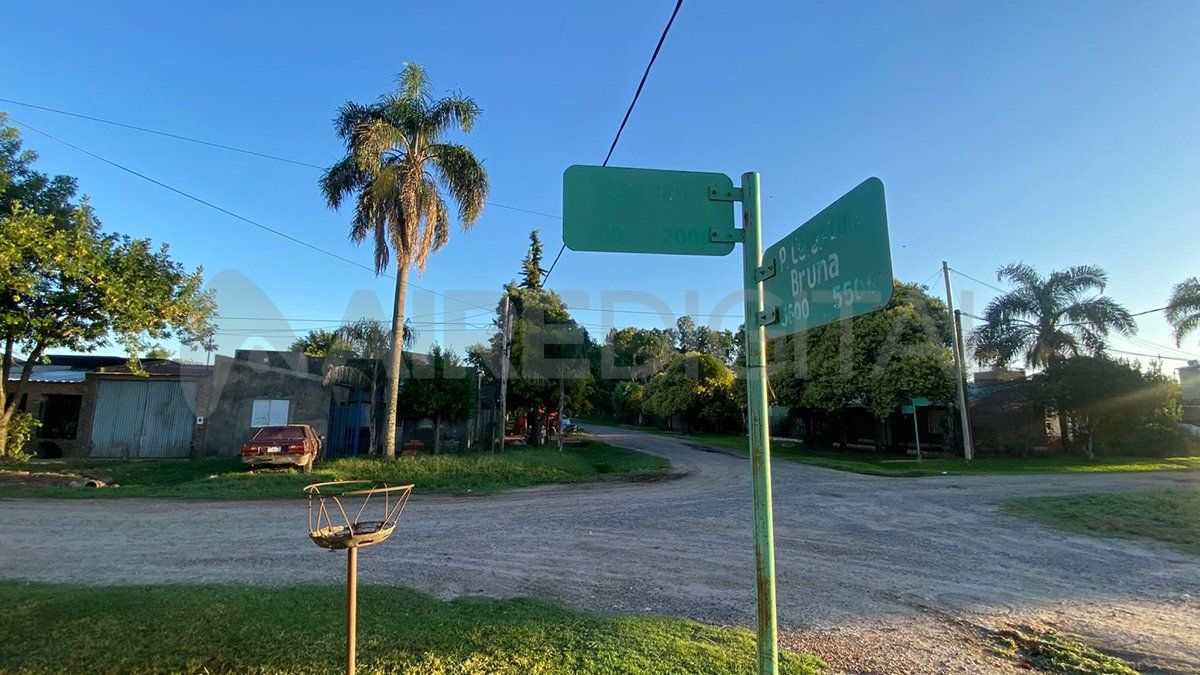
<box><xmin>321</xmin><ymin>64</ymin><xmax>489</xmax><ymax>458</ymax></box>
<box><xmin>1166</xmin><ymin>277</ymin><xmax>1200</xmax><ymax>346</ymax></box>
<box><xmin>971</xmin><ymin>263</ymin><xmax>1136</xmax><ymax>369</ymax></box>
<box><xmin>323</xmin><ymin>319</ymin><xmax>416</xmax><ymax>455</ymax></box>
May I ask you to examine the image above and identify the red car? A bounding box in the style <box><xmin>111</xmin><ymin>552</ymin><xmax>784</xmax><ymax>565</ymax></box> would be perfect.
<box><xmin>241</xmin><ymin>424</ymin><xmax>324</xmax><ymax>472</ymax></box>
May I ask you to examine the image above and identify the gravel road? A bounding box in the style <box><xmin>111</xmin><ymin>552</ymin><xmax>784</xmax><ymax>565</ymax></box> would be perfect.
<box><xmin>2</xmin><ymin>424</ymin><xmax>1197</xmax><ymax>673</ymax></box>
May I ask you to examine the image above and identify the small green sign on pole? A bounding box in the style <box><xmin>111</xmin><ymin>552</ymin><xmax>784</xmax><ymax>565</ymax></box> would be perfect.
<box><xmin>761</xmin><ymin>177</ymin><xmax>893</xmax><ymax>336</ymax></box>
<box><xmin>562</xmin><ymin>166</ymin><xmax>892</xmax><ymax>675</ymax></box>
<box><xmin>563</xmin><ymin>165</ymin><xmax>738</xmax><ymax>256</ymax></box>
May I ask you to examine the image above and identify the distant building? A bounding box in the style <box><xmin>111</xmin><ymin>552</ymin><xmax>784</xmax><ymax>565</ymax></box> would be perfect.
<box><xmin>1179</xmin><ymin>360</ymin><xmax>1200</xmax><ymax>425</ymax></box>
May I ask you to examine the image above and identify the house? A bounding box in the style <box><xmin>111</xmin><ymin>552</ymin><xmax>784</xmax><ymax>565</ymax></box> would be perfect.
<box><xmin>205</xmin><ymin>350</ymin><xmax>364</xmax><ymax>457</ymax></box>
<box><xmin>8</xmin><ymin>348</ymin><xmax>485</xmax><ymax>460</ymax></box>
<box><xmin>1179</xmin><ymin>360</ymin><xmax>1200</xmax><ymax>425</ymax></box>
<box><xmin>5</xmin><ymin>355</ymin><xmax>212</xmax><ymax>458</ymax></box>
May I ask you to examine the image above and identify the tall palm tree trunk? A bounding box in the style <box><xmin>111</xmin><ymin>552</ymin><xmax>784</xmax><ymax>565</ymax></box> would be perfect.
<box><xmin>383</xmin><ymin>265</ymin><xmax>410</xmax><ymax>459</ymax></box>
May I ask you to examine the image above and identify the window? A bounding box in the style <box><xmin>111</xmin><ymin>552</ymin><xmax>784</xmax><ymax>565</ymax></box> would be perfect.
<box><xmin>251</xmin><ymin>426</ymin><xmax>305</xmax><ymax>441</ymax></box>
<box><xmin>40</xmin><ymin>394</ymin><xmax>83</xmax><ymax>439</ymax></box>
<box><xmin>250</xmin><ymin>399</ymin><xmax>290</xmax><ymax>427</ymax></box>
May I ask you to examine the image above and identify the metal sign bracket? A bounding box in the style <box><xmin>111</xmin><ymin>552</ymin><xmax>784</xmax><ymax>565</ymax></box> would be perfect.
<box><xmin>755</xmin><ymin>259</ymin><xmax>777</xmax><ymax>283</ymax></box>
<box><xmin>709</xmin><ymin>185</ymin><xmax>744</xmax><ymax>202</ymax></box>
<box><xmin>756</xmin><ymin>306</ymin><xmax>780</xmax><ymax>327</ymax></box>
<box><xmin>711</xmin><ymin>227</ymin><xmax>744</xmax><ymax>244</ymax></box>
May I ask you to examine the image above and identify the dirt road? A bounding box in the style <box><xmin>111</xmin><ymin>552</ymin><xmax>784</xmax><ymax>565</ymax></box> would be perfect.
<box><xmin>2</xmin><ymin>425</ymin><xmax>1197</xmax><ymax>673</ymax></box>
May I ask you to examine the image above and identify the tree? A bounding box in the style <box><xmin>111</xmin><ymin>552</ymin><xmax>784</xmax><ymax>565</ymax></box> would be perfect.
<box><xmin>641</xmin><ymin>352</ymin><xmax>742</xmax><ymax>433</ymax></box>
<box><xmin>397</xmin><ymin>345</ymin><xmax>474</xmax><ymax>454</ymax></box>
<box><xmin>520</xmin><ymin>230</ymin><xmax>544</xmax><ymax>290</ymax></box>
<box><xmin>772</xmin><ymin>281</ymin><xmax>956</xmax><ymax>449</ymax></box>
<box><xmin>670</xmin><ymin>315</ymin><xmax>735</xmax><ymax>365</ymax></box>
<box><xmin>971</xmin><ymin>263</ymin><xmax>1136</xmax><ymax>369</ymax></box>
<box><xmin>290</xmin><ymin>329</ymin><xmax>351</xmax><ymax>358</ymax></box>
<box><xmin>1166</xmin><ymin>277</ymin><xmax>1200</xmax><ymax>346</ymax></box>
<box><xmin>322</xmin><ymin>318</ymin><xmax>416</xmax><ymax>455</ymax></box>
<box><xmin>321</xmin><ymin>63</ymin><xmax>489</xmax><ymax>459</ymax></box>
<box><xmin>1028</xmin><ymin>356</ymin><xmax>1184</xmax><ymax>459</ymax></box>
<box><xmin>144</xmin><ymin>345</ymin><xmax>174</xmax><ymax>360</ymax></box>
<box><xmin>603</xmin><ymin>326</ymin><xmax>673</xmax><ymax>380</ymax></box>
<box><xmin>1</xmin><ymin>185</ymin><xmax>215</xmax><ymax>458</ymax></box>
<box><xmin>674</xmin><ymin>316</ymin><xmax>698</xmax><ymax>352</ymax></box>
<box><xmin>474</xmin><ymin>285</ymin><xmax>593</xmax><ymax>446</ymax></box>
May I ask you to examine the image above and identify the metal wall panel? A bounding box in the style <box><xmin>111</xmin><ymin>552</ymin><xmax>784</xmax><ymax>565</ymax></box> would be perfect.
<box><xmin>90</xmin><ymin>380</ymin><xmax>148</xmax><ymax>458</ymax></box>
<box><xmin>90</xmin><ymin>380</ymin><xmax>197</xmax><ymax>458</ymax></box>
<box><xmin>138</xmin><ymin>381</ymin><xmax>198</xmax><ymax>458</ymax></box>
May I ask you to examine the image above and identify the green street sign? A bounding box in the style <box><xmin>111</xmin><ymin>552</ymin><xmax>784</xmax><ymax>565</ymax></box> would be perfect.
<box><xmin>901</xmin><ymin>398</ymin><xmax>931</xmax><ymax>414</ymax></box>
<box><xmin>562</xmin><ymin>165</ymin><xmax>737</xmax><ymax>256</ymax></box>
<box><xmin>762</xmin><ymin>177</ymin><xmax>893</xmax><ymax>337</ymax></box>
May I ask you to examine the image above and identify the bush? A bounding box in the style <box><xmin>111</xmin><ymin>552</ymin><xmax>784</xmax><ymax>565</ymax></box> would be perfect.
<box><xmin>3</xmin><ymin>411</ymin><xmax>39</xmax><ymax>462</ymax></box>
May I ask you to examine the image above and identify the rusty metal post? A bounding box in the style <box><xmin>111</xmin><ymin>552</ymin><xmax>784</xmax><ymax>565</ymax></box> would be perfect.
<box><xmin>346</xmin><ymin>546</ymin><xmax>357</xmax><ymax>675</ymax></box>
<box><xmin>739</xmin><ymin>171</ymin><xmax>778</xmax><ymax>675</ymax></box>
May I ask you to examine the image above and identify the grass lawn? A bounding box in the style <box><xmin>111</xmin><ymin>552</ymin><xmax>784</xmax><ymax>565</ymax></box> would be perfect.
<box><xmin>592</xmin><ymin>422</ymin><xmax>1200</xmax><ymax>477</ymax></box>
<box><xmin>0</xmin><ymin>582</ymin><xmax>824</xmax><ymax>674</ymax></box>
<box><xmin>1003</xmin><ymin>490</ymin><xmax>1200</xmax><ymax>555</ymax></box>
<box><xmin>0</xmin><ymin>440</ymin><xmax>668</xmax><ymax>500</ymax></box>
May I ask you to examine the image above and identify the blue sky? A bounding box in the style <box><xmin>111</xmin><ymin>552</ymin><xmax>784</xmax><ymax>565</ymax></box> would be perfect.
<box><xmin>3</xmin><ymin>1</ymin><xmax>1198</xmax><ymax>367</ymax></box>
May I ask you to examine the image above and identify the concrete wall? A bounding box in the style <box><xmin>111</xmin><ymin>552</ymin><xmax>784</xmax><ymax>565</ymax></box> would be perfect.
<box><xmin>204</xmin><ymin>351</ymin><xmax>332</xmax><ymax>456</ymax></box>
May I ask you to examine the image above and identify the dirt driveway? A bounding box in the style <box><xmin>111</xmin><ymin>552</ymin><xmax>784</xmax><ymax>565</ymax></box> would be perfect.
<box><xmin>2</xmin><ymin>424</ymin><xmax>1197</xmax><ymax>673</ymax></box>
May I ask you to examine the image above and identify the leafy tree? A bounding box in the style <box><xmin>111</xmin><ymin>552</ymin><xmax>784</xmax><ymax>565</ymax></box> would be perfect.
<box><xmin>611</xmin><ymin>380</ymin><xmax>646</xmax><ymax>424</ymax></box>
<box><xmin>1166</xmin><ymin>277</ymin><xmax>1200</xmax><ymax>346</ymax></box>
<box><xmin>674</xmin><ymin>316</ymin><xmax>698</xmax><ymax>352</ymax></box>
<box><xmin>671</xmin><ymin>315</ymin><xmax>736</xmax><ymax>365</ymax></box>
<box><xmin>520</xmin><ymin>230</ymin><xmax>544</xmax><ymax>290</ymax></box>
<box><xmin>321</xmin><ymin>63</ymin><xmax>489</xmax><ymax>459</ymax></box>
<box><xmin>144</xmin><ymin>345</ymin><xmax>174</xmax><ymax>360</ymax></box>
<box><xmin>970</xmin><ymin>263</ymin><xmax>1136</xmax><ymax>369</ymax></box>
<box><xmin>771</xmin><ymin>281</ymin><xmax>955</xmax><ymax>449</ymax></box>
<box><xmin>0</xmin><ymin>124</ymin><xmax>216</xmax><ymax>458</ymax></box>
<box><xmin>289</xmin><ymin>329</ymin><xmax>351</xmax><ymax>359</ymax></box>
<box><xmin>475</xmin><ymin>285</ymin><xmax>593</xmax><ymax>446</ymax></box>
<box><xmin>322</xmin><ymin>318</ymin><xmax>416</xmax><ymax>454</ymax></box>
<box><xmin>603</xmin><ymin>326</ymin><xmax>673</xmax><ymax>380</ymax></box>
<box><xmin>1028</xmin><ymin>356</ymin><xmax>1184</xmax><ymax>458</ymax></box>
<box><xmin>397</xmin><ymin>345</ymin><xmax>474</xmax><ymax>453</ymax></box>
<box><xmin>642</xmin><ymin>352</ymin><xmax>742</xmax><ymax>433</ymax></box>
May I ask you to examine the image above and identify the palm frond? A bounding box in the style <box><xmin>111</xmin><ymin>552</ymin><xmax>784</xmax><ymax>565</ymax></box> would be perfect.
<box><xmin>428</xmin><ymin>142</ymin><xmax>489</xmax><ymax>225</ymax></box>
<box><xmin>996</xmin><ymin>262</ymin><xmax>1041</xmax><ymax>289</ymax></box>
<box><xmin>396</xmin><ymin>63</ymin><xmax>432</xmax><ymax>103</ymax></box>
<box><xmin>1166</xmin><ymin>277</ymin><xmax>1200</xmax><ymax>346</ymax></box>
<box><xmin>320</xmin><ymin>155</ymin><xmax>364</xmax><ymax>209</ymax></box>
<box><xmin>423</xmin><ymin>94</ymin><xmax>482</xmax><ymax>137</ymax></box>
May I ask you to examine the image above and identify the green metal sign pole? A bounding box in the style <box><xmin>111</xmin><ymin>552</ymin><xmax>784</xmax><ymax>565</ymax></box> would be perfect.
<box><xmin>739</xmin><ymin>171</ymin><xmax>779</xmax><ymax>675</ymax></box>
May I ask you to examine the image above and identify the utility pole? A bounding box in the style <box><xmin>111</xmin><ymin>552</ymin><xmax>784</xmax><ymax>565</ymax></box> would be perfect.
<box><xmin>496</xmin><ymin>293</ymin><xmax>511</xmax><ymax>452</ymax></box>
<box><xmin>470</xmin><ymin>369</ymin><xmax>482</xmax><ymax>450</ymax></box>
<box><xmin>942</xmin><ymin>261</ymin><xmax>974</xmax><ymax>461</ymax></box>
<box><xmin>556</xmin><ymin>376</ymin><xmax>565</xmax><ymax>452</ymax></box>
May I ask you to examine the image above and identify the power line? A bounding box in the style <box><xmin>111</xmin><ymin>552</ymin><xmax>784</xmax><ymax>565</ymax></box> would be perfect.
<box><xmin>948</xmin><ymin>267</ymin><xmax>1007</xmax><ymax>294</ymax></box>
<box><xmin>1108</xmin><ymin>348</ymin><xmax>1195</xmax><ymax>363</ymax></box>
<box><xmin>0</xmin><ymin>97</ymin><xmax>561</xmax><ymax>220</ymax></box>
<box><xmin>542</xmin><ymin>0</ymin><xmax>685</xmax><ymax>285</ymax></box>
<box><xmin>9</xmin><ymin>117</ymin><xmax>502</xmax><ymax>317</ymax></box>
<box><xmin>952</xmin><ymin>267</ymin><xmax>1174</xmax><ymax>320</ymax></box>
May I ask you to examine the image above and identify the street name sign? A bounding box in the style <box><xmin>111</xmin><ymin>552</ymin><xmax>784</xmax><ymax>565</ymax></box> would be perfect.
<box><xmin>762</xmin><ymin>177</ymin><xmax>893</xmax><ymax>337</ymax></box>
<box><xmin>563</xmin><ymin>165</ymin><xmax>737</xmax><ymax>256</ymax></box>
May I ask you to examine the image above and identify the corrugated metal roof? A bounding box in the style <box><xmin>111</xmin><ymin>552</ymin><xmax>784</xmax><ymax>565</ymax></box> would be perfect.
<box><xmin>6</xmin><ymin>365</ymin><xmax>88</xmax><ymax>383</ymax></box>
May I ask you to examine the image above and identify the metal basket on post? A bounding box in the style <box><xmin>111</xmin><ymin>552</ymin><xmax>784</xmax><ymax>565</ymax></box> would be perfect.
<box><xmin>304</xmin><ymin>480</ymin><xmax>413</xmax><ymax>674</ymax></box>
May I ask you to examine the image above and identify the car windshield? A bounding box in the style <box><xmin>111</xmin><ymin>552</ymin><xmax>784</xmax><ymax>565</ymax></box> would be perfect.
<box><xmin>252</xmin><ymin>427</ymin><xmax>305</xmax><ymax>442</ymax></box>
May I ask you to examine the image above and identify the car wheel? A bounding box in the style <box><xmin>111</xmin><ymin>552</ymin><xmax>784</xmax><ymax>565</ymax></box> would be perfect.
<box><xmin>302</xmin><ymin>456</ymin><xmax>314</xmax><ymax>473</ymax></box>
